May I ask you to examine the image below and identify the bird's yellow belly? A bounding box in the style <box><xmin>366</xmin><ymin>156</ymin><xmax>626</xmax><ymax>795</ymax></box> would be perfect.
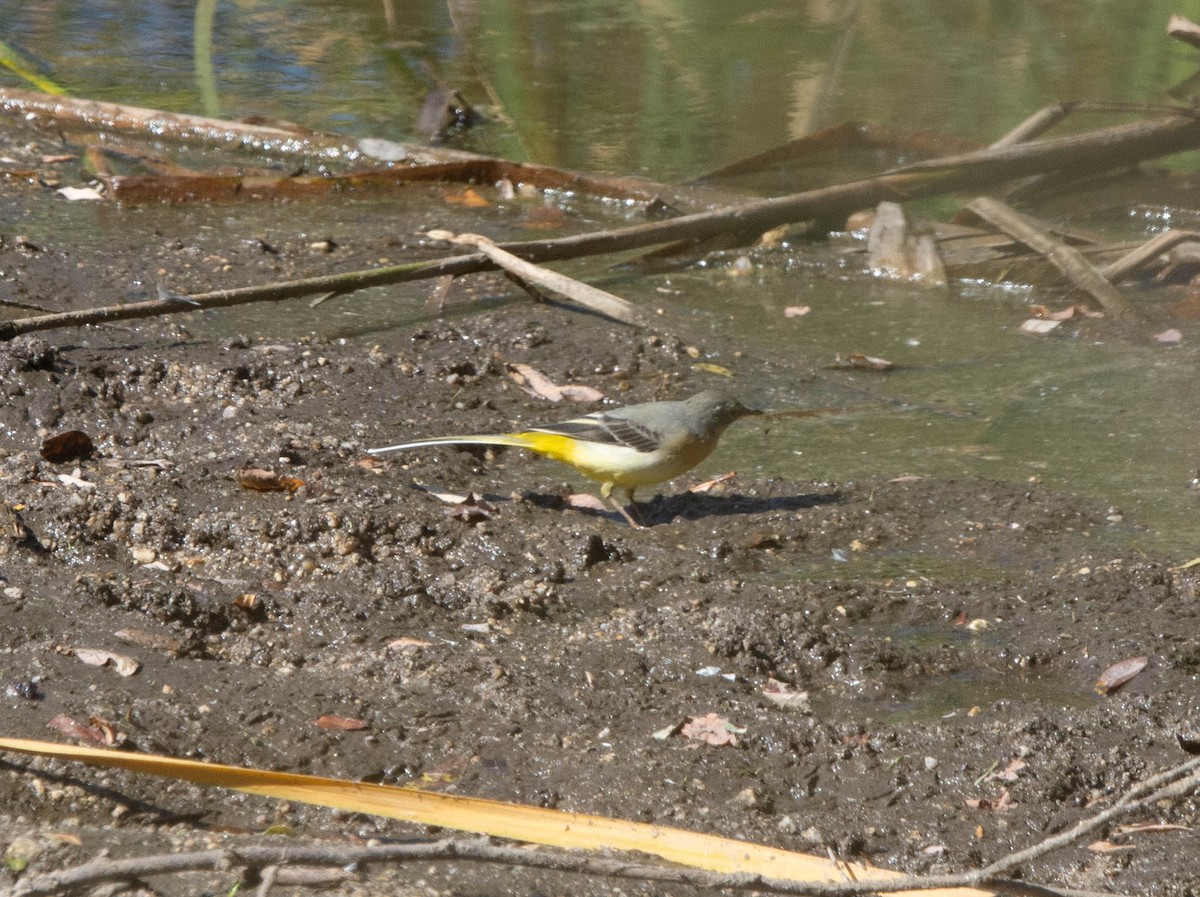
<box><xmin>518</xmin><ymin>432</ymin><xmax>716</xmax><ymax>488</ymax></box>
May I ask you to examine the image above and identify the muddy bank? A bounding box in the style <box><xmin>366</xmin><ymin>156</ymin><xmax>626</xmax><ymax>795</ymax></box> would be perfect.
<box><xmin>0</xmin><ymin>296</ymin><xmax>1197</xmax><ymax>895</ymax></box>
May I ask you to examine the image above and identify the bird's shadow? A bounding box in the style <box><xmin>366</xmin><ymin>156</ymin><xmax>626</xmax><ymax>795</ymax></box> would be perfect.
<box><xmin>524</xmin><ymin>487</ymin><xmax>842</xmax><ymax>526</ymax></box>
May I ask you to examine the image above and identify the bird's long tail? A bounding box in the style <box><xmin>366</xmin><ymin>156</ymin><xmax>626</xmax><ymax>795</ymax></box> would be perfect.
<box><xmin>366</xmin><ymin>433</ymin><xmax>532</xmax><ymax>456</ymax></box>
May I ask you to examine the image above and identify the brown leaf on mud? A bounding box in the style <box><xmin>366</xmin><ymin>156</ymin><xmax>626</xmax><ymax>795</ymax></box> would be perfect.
<box><xmin>60</xmin><ymin>646</ymin><xmax>141</xmax><ymax>677</ymax></box>
<box><xmin>314</xmin><ymin>714</ymin><xmax>368</xmax><ymax>731</ymax></box>
<box><xmin>236</xmin><ymin>467</ymin><xmax>304</xmax><ymax>493</ymax></box>
<box><xmin>506</xmin><ymin>362</ymin><xmax>605</xmax><ymax>403</ymax></box>
<box><xmin>40</xmin><ymin>430</ymin><xmax>94</xmax><ymax>463</ymax></box>
<box><xmin>983</xmin><ymin>759</ymin><xmax>1026</xmax><ymax>782</ymax></box>
<box><xmin>680</xmin><ymin>713</ymin><xmax>743</xmax><ymax>747</ymax></box>
<box><xmin>965</xmin><ymin>790</ymin><xmax>1015</xmax><ymax>811</ymax></box>
<box><xmin>386</xmin><ymin>637</ymin><xmax>433</xmax><ymax>652</ymax></box>
<box><xmin>1095</xmin><ymin>656</ymin><xmax>1148</xmax><ymax>694</ymax></box>
<box><xmin>762</xmin><ymin>678</ymin><xmax>810</xmax><ymax>711</ymax></box>
<box><xmin>47</xmin><ymin>714</ymin><xmax>125</xmax><ymax>747</ymax></box>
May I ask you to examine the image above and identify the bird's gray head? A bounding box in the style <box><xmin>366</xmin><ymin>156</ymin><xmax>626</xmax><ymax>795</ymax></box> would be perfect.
<box><xmin>686</xmin><ymin>390</ymin><xmax>762</xmax><ymax>434</ymax></box>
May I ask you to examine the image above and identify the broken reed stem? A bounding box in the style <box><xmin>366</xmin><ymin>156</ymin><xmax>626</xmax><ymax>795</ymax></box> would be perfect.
<box><xmin>964</xmin><ymin>197</ymin><xmax>1136</xmax><ymax>319</ymax></box>
<box><xmin>14</xmin><ymin>755</ymin><xmax>1200</xmax><ymax>897</ymax></box>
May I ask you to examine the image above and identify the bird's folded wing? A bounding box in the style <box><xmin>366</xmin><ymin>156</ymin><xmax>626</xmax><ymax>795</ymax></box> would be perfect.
<box><xmin>530</xmin><ymin>414</ymin><xmax>659</xmax><ymax>454</ymax></box>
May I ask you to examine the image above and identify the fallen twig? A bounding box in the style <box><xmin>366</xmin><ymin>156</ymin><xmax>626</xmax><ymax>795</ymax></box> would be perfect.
<box><xmin>428</xmin><ymin>230</ymin><xmax>644</xmax><ymax>325</ymax></box>
<box><xmin>1099</xmin><ymin>228</ymin><xmax>1200</xmax><ymax>283</ymax></box>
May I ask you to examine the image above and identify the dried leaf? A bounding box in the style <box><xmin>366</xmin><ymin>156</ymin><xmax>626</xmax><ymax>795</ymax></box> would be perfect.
<box><xmin>87</xmin><ymin>716</ymin><xmax>124</xmax><ymax>746</ymax></box>
<box><xmin>66</xmin><ymin>647</ymin><xmax>141</xmax><ymax>677</ymax></box>
<box><xmin>1155</xmin><ymin>328</ymin><xmax>1183</xmax><ymax>344</ymax></box>
<box><xmin>314</xmin><ymin>715</ymin><xmax>368</xmax><ymax>731</ymax></box>
<box><xmin>236</xmin><ymin>467</ymin><xmax>304</xmax><ymax>493</ymax></box>
<box><xmin>783</xmin><ymin>305</ymin><xmax>811</xmax><ymax>318</ymax></box>
<box><xmin>1095</xmin><ymin>656</ymin><xmax>1148</xmax><ymax>694</ymax></box>
<box><xmin>506</xmin><ymin>363</ymin><xmax>603</xmax><ymax>403</ymax></box>
<box><xmin>680</xmin><ymin>713</ymin><xmax>743</xmax><ymax>747</ymax></box>
<box><xmin>983</xmin><ymin>759</ymin><xmax>1026</xmax><ymax>783</ymax></box>
<box><xmin>47</xmin><ymin>714</ymin><xmax>110</xmax><ymax>745</ymax></box>
<box><xmin>40</xmin><ymin>430</ymin><xmax>94</xmax><ymax>463</ymax></box>
<box><xmin>45</xmin><ymin>714</ymin><xmax>125</xmax><ymax>747</ymax></box>
<box><xmin>386</xmin><ymin>637</ymin><xmax>434</xmax><ymax>652</ymax></box>
<box><xmin>762</xmin><ymin>678</ymin><xmax>810</xmax><ymax>711</ymax></box>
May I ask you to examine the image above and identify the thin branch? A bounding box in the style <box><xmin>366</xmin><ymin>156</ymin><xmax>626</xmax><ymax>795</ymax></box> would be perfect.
<box><xmin>1098</xmin><ymin>228</ymin><xmax>1200</xmax><ymax>283</ymax></box>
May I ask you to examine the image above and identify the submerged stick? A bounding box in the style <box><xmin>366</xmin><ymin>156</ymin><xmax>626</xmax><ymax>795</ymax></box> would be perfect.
<box><xmin>964</xmin><ymin>197</ymin><xmax>1135</xmax><ymax>319</ymax></box>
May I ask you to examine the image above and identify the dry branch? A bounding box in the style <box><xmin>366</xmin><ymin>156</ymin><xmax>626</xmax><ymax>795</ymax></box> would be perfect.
<box><xmin>429</xmin><ymin>230</ymin><xmax>644</xmax><ymax>325</ymax></box>
<box><xmin>5</xmin><ymin>108</ymin><xmax>1200</xmax><ymax>340</ymax></box>
<box><xmin>1099</xmin><ymin>229</ymin><xmax>1200</xmax><ymax>283</ymax></box>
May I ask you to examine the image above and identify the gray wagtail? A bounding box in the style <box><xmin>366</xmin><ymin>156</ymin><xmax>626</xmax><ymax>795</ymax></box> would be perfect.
<box><xmin>367</xmin><ymin>390</ymin><xmax>761</xmax><ymax>525</ymax></box>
